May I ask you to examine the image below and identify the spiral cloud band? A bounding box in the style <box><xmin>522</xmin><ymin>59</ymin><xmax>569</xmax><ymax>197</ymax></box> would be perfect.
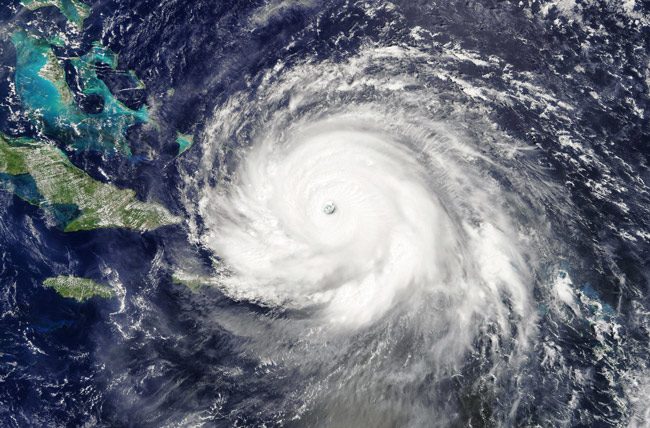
<box><xmin>187</xmin><ymin>45</ymin><xmax>545</xmax><ymax>377</ymax></box>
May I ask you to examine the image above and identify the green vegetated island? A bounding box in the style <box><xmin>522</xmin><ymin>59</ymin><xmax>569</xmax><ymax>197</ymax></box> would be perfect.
<box><xmin>43</xmin><ymin>276</ymin><xmax>115</xmax><ymax>302</ymax></box>
<box><xmin>5</xmin><ymin>30</ymin><xmax>178</xmax><ymax>232</ymax></box>
<box><xmin>5</xmin><ymin>2</ymin><xmax>193</xmax><ymax>301</ymax></box>
<box><xmin>0</xmin><ymin>133</ymin><xmax>180</xmax><ymax>231</ymax></box>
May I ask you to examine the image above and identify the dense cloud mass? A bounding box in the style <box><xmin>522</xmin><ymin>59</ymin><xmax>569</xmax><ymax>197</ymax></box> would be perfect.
<box><xmin>180</xmin><ymin>44</ymin><xmax>549</xmax><ymax>424</ymax></box>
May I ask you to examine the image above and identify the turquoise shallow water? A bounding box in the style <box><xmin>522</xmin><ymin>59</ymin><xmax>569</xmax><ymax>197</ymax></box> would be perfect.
<box><xmin>12</xmin><ymin>30</ymin><xmax>148</xmax><ymax>154</ymax></box>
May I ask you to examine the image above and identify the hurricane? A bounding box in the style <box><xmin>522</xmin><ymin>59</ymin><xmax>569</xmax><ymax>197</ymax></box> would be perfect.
<box><xmin>180</xmin><ymin>44</ymin><xmax>557</xmax><ymax>425</ymax></box>
<box><xmin>1</xmin><ymin>0</ymin><xmax>649</xmax><ymax>426</ymax></box>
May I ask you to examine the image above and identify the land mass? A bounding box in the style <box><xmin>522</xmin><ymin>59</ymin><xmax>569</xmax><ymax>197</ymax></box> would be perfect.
<box><xmin>21</xmin><ymin>0</ymin><xmax>90</xmax><ymax>29</ymax></box>
<box><xmin>43</xmin><ymin>275</ymin><xmax>114</xmax><ymax>301</ymax></box>
<box><xmin>176</xmin><ymin>133</ymin><xmax>194</xmax><ymax>156</ymax></box>
<box><xmin>0</xmin><ymin>133</ymin><xmax>180</xmax><ymax>232</ymax></box>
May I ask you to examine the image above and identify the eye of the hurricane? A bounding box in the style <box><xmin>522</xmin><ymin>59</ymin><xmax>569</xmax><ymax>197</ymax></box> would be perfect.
<box><xmin>322</xmin><ymin>201</ymin><xmax>336</xmax><ymax>215</ymax></box>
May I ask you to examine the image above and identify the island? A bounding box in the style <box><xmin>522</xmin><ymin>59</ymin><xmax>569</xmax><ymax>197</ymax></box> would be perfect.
<box><xmin>172</xmin><ymin>272</ymin><xmax>208</xmax><ymax>292</ymax></box>
<box><xmin>12</xmin><ymin>30</ymin><xmax>148</xmax><ymax>155</ymax></box>
<box><xmin>43</xmin><ymin>276</ymin><xmax>114</xmax><ymax>301</ymax></box>
<box><xmin>0</xmin><ymin>133</ymin><xmax>180</xmax><ymax>232</ymax></box>
<box><xmin>176</xmin><ymin>132</ymin><xmax>194</xmax><ymax>156</ymax></box>
<box><xmin>20</xmin><ymin>0</ymin><xmax>90</xmax><ymax>29</ymax></box>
